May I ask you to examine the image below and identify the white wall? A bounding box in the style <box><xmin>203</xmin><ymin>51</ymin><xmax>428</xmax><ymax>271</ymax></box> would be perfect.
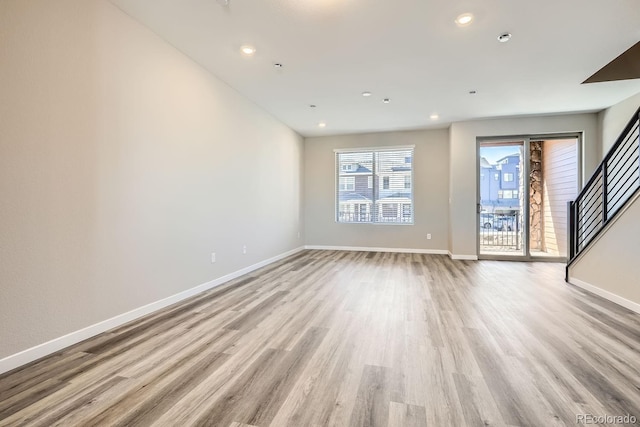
<box><xmin>304</xmin><ymin>129</ymin><xmax>449</xmax><ymax>252</ymax></box>
<box><xmin>569</xmin><ymin>195</ymin><xmax>640</xmax><ymax>310</ymax></box>
<box><xmin>599</xmin><ymin>91</ymin><xmax>640</xmax><ymax>157</ymax></box>
<box><xmin>0</xmin><ymin>0</ymin><xmax>303</xmax><ymax>361</ymax></box>
<box><xmin>449</xmin><ymin>114</ymin><xmax>599</xmax><ymax>257</ymax></box>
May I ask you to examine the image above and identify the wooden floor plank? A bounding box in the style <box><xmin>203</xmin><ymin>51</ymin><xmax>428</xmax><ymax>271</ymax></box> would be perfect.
<box><xmin>349</xmin><ymin>365</ymin><xmax>394</xmax><ymax>427</ymax></box>
<box><xmin>452</xmin><ymin>373</ymin><xmax>504</xmax><ymax>427</ymax></box>
<box><xmin>387</xmin><ymin>402</ymin><xmax>427</xmax><ymax>427</ymax></box>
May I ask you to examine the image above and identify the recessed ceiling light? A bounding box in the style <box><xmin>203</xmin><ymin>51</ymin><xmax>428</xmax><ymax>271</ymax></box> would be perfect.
<box><xmin>318</xmin><ymin>122</ymin><xmax>326</xmax><ymax>128</ymax></box>
<box><xmin>430</xmin><ymin>114</ymin><xmax>439</xmax><ymax>120</ymax></box>
<box><xmin>383</xmin><ymin>98</ymin><xmax>391</xmax><ymax>104</ymax></box>
<box><xmin>310</xmin><ymin>104</ymin><xmax>317</xmax><ymax>108</ymax></box>
<box><xmin>497</xmin><ymin>33</ymin><xmax>512</xmax><ymax>43</ymax></box>
<box><xmin>274</xmin><ymin>63</ymin><xmax>283</xmax><ymax>68</ymax></box>
<box><xmin>240</xmin><ymin>45</ymin><xmax>256</xmax><ymax>56</ymax></box>
<box><xmin>469</xmin><ymin>90</ymin><xmax>477</xmax><ymax>94</ymax></box>
<box><xmin>455</xmin><ymin>13</ymin><xmax>474</xmax><ymax>26</ymax></box>
<box><xmin>362</xmin><ymin>91</ymin><xmax>372</xmax><ymax>97</ymax></box>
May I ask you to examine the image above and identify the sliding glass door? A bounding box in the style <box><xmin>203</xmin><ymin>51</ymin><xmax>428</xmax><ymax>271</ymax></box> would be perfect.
<box><xmin>478</xmin><ymin>135</ymin><xmax>580</xmax><ymax>261</ymax></box>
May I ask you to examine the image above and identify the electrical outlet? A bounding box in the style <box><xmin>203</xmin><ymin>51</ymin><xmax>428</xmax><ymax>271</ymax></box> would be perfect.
<box><xmin>427</xmin><ymin>234</ymin><xmax>432</xmax><ymax>240</ymax></box>
<box><xmin>211</xmin><ymin>252</ymin><xmax>216</xmax><ymax>263</ymax></box>
<box><xmin>242</xmin><ymin>245</ymin><xmax>247</xmax><ymax>254</ymax></box>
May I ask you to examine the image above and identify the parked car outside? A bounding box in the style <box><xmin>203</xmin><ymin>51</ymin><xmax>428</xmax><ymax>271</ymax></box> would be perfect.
<box><xmin>480</xmin><ymin>213</ymin><xmax>518</xmax><ymax>231</ymax></box>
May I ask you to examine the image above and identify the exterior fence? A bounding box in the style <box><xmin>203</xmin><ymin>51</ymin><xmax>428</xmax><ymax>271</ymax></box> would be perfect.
<box><xmin>480</xmin><ymin>212</ymin><xmax>520</xmax><ymax>250</ymax></box>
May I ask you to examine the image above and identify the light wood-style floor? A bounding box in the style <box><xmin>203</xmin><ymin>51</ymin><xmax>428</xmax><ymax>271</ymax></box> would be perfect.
<box><xmin>1</xmin><ymin>250</ymin><xmax>639</xmax><ymax>426</ymax></box>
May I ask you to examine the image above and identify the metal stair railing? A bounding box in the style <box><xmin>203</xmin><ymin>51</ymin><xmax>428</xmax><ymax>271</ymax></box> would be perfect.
<box><xmin>566</xmin><ymin>106</ymin><xmax>640</xmax><ymax>280</ymax></box>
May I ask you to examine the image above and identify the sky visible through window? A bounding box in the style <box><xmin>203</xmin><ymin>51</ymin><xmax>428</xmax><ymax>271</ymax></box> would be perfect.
<box><xmin>480</xmin><ymin>146</ymin><xmax>521</xmax><ymax>163</ymax></box>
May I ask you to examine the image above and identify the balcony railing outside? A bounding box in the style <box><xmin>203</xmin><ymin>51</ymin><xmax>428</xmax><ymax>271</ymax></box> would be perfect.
<box><xmin>480</xmin><ymin>212</ymin><xmax>520</xmax><ymax>251</ymax></box>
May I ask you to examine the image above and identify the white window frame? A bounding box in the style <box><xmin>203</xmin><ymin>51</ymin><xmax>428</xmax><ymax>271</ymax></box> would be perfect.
<box><xmin>334</xmin><ymin>146</ymin><xmax>415</xmax><ymax>225</ymax></box>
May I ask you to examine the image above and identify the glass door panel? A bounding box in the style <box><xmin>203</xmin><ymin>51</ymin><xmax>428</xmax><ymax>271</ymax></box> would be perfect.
<box><xmin>479</xmin><ymin>142</ymin><xmax>525</xmax><ymax>257</ymax></box>
<box><xmin>529</xmin><ymin>138</ymin><xmax>579</xmax><ymax>259</ymax></box>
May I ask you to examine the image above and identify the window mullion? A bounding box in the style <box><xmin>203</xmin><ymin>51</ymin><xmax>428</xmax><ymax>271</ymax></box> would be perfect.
<box><xmin>372</xmin><ymin>151</ymin><xmax>378</xmax><ymax>223</ymax></box>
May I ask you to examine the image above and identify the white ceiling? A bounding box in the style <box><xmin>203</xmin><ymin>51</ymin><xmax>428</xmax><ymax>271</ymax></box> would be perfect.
<box><xmin>111</xmin><ymin>0</ymin><xmax>640</xmax><ymax>137</ymax></box>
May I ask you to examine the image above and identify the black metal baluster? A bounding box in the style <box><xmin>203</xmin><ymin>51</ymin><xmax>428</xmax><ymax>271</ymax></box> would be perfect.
<box><xmin>602</xmin><ymin>162</ymin><xmax>608</xmax><ymax>225</ymax></box>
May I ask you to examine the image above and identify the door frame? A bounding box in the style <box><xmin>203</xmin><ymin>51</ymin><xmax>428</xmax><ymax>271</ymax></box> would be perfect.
<box><xmin>476</xmin><ymin>132</ymin><xmax>583</xmax><ymax>261</ymax></box>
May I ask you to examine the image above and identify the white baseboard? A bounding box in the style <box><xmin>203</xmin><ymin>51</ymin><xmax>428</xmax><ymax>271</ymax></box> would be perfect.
<box><xmin>568</xmin><ymin>277</ymin><xmax>640</xmax><ymax>315</ymax></box>
<box><xmin>448</xmin><ymin>251</ymin><xmax>478</xmax><ymax>260</ymax></box>
<box><xmin>0</xmin><ymin>246</ymin><xmax>305</xmax><ymax>375</ymax></box>
<box><xmin>304</xmin><ymin>245</ymin><xmax>448</xmax><ymax>255</ymax></box>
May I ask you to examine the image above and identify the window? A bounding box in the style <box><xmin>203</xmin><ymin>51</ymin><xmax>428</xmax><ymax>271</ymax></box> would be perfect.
<box><xmin>336</xmin><ymin>147</ymin><xmax>414</xmax><ymax>224</ymax></box>
<box><xmin>494</xmin><ymin>173</ymin><xmax>499</xmax><ymax>180</ymax></box>
<box><xmin>498</xmin><ymin>190</ymin><xmax>518</xmax><ymax>199</ymax></box>
<box><xmin>383</xmin><ymin>176</ymin><xmax>390</xmax><ymax>190</ymax></box>
<box><xmin>503</xmin><ymin>173</ymin><xmax>514</xmax><ymax>182</ymax></box>
<box><xmin>339</xmin><ymin>176</ymin><xmax>355</xmax><ymax>191</ymax></box>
